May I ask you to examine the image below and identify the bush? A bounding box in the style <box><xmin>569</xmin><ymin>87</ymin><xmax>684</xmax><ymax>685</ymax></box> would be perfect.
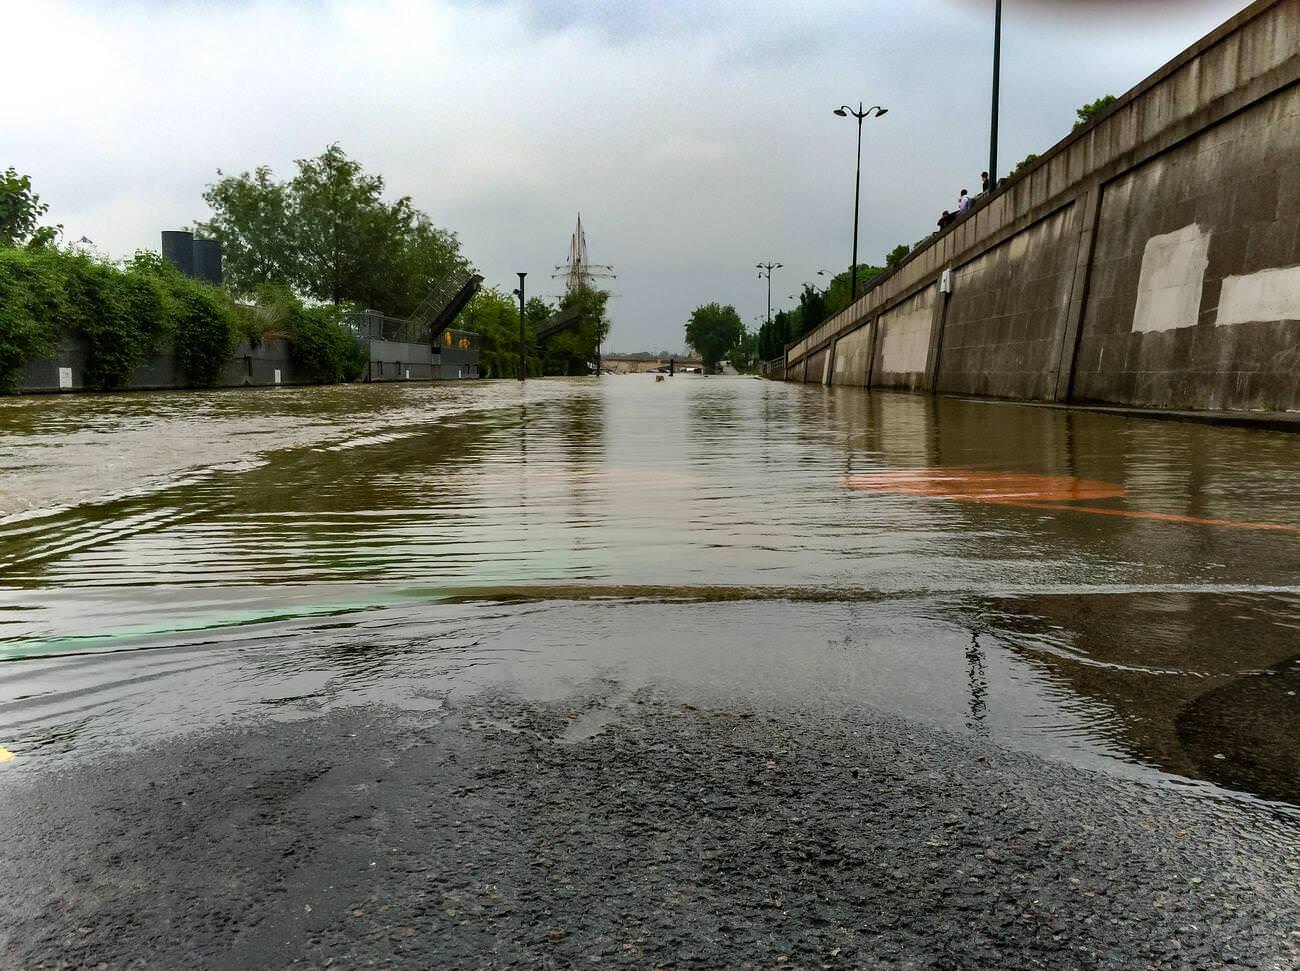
<box><xmin>0</xmin><ymin>247</ymin><xmax>61</xmax><ymax>390</ymax></box>
<box><xmin>171</xmin><ymin>280</ymin><xmax>236</xmax><ymax>387</ymax></box>
<box><xmin>285</xmin><ymin>303</ymin><xmax>365</xmax><ymax>384</ymax></box>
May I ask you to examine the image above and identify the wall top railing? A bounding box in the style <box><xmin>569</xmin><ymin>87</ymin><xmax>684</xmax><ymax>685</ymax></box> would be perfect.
<box><xmin>785</xmin><ymin>0</ymin><xmax>1297</xmax><ymax>365</ymax></box>
<box><xmin>343</xmin><ymin>309</ymin><xmax>427</xmax><ymax>345</ymax></box>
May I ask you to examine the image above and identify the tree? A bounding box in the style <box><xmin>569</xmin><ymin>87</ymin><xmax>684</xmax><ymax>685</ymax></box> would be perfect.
<box><xmin>197</xmin><ymin>166</ymin><xmax>296</xmax><ymax>292</ymax></box>
<box><xmin>886</xmin><ymin>244</ymin><xmax>911</xmax><ymax>270</ymax></box>
<box><xmin>0</xmin><ymin>168</ymin><xmax>60</xmax><ymax>248</ymax></box>
<box><xmin>545</xmin><ymin>285</ymin><xmax>610</xmax><ymax>375</ymax></box>
<box><xmin>684</xmin><ymin>302</ymin><xmax>743</xmax><ymax>372</ymax></box>
<box><xmin>1074</xmin><ymin>95</ymin><xmax>1117</xmax><ymax>130</ymax></box>
<box><xmin>196</xmin><ymin>145</ymin><xmax>468</xmax><ymax>316</ymax></box>
<box><xmin>290</xmin><ymin>144</ymin><xmax>410</xmax><ymax>307</ymax></box>
<box><xmin>823</xmin><ymin>264</ymin><xmax>883</xmax><ymax>317</ymax></box>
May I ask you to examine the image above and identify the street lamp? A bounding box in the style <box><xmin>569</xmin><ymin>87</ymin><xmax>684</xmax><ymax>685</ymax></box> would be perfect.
<box><xmin>515</xmin><ymin>272</ymin><xmax>527</xmax><ymax>382</ymax></box>
<box><xmin>989</xmin><ymin>0</ymin><xmax>1003</xmax><ymax>188</ymax></box>
<box><xmin>756</xmin><ymin>261</ymin><xmax>783</xmax><ymax>331</ymax></box>
<box><xmin>833</xmin><ymin>103</ymin><xmax>887</xmax><ymax>302</ymax></box>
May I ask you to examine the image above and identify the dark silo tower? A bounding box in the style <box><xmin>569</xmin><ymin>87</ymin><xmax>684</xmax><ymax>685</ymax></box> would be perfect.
<box><xmin>192</xmin><ymin>238</ymin><xmax>223</xmax><ymax>285</ymax></box>
<box><xmin>161</xmin><ymin>230</ymin><xmax>195</xmax><ymax>277</ymax></box>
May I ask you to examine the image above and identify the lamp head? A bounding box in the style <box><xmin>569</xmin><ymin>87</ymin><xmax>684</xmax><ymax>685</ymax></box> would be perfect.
<box><xmin>875</xmin><ymin>107</ymin><xmax>889</xmax><ymax>117</ymax></box>
<box><xmin>833</xmin><ymin>108</ymin><xmax>848</xmax><ymax>117</ymax></box>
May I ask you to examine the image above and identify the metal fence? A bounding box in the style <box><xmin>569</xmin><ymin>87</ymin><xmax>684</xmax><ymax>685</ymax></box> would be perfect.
<box><xmin>342</xmin><ymin>309</ymin><xmax>427</xmax><ymax>345</ymax></box>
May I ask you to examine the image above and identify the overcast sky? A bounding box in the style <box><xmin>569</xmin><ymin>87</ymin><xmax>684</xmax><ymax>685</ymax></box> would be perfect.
<box><xmin>6</xmin><ymin>0</ymin><xmax>1245</xmax><ymax>352</ymax></box>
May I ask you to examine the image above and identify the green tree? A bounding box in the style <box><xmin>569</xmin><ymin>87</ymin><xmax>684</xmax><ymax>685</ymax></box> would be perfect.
<box><xmin>823</xmin><ymin>265</ymin><xmax>883</xmax><ymax>317</ymax></box>
<box><xmin>291</xmin><ymin>144</ymin><xmax>411</xmax><ymax>307</ymax></box>
<box><xmin>886</xmin><ymin>244</ymin><xmax>910</xmax><ymax>269</ymax></box>
<box><xmin>196</xmin><ymin>145</ymin><xmax>468</xmax><ymax>316</ymax></box>
<box><xmin>684</xmin><ymin>302</ymin><xmax>743</xmax><ymax>372</ymax></box>
<box><xmin>545</xmin><ymin>285</ymin><xmax>610</xmax><ymax>375</ymax></box>
<box><xmin>196</xmin><ymin>166</ymin><xmax>297</xmax><ymax>293</ymax></box>
<box><xmin>1074</xmin><ymin>95</ymin><xmax>1117</xmax><ymax>130</ymax></box>
<box><xmin>0</xmin><ymin>168</ymin><xmax>60</xmax><ymax>248</ymax></box>
<box><xmin>1012</xmin><ymin>152</ymin><xmax>1040</xmax><ymax>176</ymax></box>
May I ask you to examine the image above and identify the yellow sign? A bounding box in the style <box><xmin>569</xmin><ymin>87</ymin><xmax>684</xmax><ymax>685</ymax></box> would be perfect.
<box><xmin>0</xmin><ymin>745</ymin><xmax>15</xmax><ymax>763</ymax></box>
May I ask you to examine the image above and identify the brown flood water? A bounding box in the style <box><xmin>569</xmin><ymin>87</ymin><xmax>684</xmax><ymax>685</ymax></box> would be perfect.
<box><xmin>0</xmin><ymin>377</ymin><xmax>1298</xmax><ymax>809</ymax></box>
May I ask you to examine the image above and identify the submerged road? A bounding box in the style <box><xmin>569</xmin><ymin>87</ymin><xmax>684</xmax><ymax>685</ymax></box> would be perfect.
<box><xmin>0</xmin><ymin>377</ymin><xmax>1298</xmax><ymax>968</ymax></box>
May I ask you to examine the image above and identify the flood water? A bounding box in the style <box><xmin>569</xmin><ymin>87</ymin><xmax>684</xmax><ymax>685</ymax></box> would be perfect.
<box><xmin>1</xmin><ymin>377</ymin><xmax>1298</xmax><ymax>810</ymax></box>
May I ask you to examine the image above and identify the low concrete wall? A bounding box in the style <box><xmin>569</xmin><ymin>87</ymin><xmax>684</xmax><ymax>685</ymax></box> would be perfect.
<box><xmin>368</xmin><ymin>339</ymin><xmax>433</xmax><ymax>382</ymax></box>
<box><xmin>19</xmin><ymin>337</ymin><xmax>303</xmax><ymax>393</ymax></box>
<box><xmin>782</xmin><ymin>0</ymin><xmax>1300</xmax><ymax>415</ymax></box>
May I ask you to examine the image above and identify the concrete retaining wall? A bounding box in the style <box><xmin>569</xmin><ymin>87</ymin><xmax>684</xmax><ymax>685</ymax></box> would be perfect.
<box><xmin>782</xmin><ymin>0</ymin><xmax>1300</xmax><ymax>415</ymax></box>
<box><xmin>19</xmin><ymin>337</ymin><xmax>304</xmax><ymax>393</ymax></box>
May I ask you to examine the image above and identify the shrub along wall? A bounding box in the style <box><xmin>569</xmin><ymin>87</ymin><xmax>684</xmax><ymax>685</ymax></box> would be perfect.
<box><xmin>0</xmin><ymin>247</ymin><xmax>365</xmax><ymax>392</ymax></box>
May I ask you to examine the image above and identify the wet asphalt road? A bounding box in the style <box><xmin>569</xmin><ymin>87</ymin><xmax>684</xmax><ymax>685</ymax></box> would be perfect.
<box><xmin>3</xmin><ymin>690</ymin><xmax>1297</xmax><ymax>970</ymax></box>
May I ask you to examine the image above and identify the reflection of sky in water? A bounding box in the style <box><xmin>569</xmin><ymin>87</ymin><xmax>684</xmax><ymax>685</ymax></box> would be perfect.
<box><xmin>1</xmin><ymin>379</ymin><xmax>1299</xmax><ymax>809</ymax></box>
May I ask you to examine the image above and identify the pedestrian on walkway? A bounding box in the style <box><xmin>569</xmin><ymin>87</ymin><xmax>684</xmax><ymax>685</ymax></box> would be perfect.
<box><xmin>957</xmin><ymin>189</ymin><xmax>973</xmax><ymax>212</ymax></box>
<box><xmin>981</xmin><ymin>171</ymin><xmax>991</xmax><ymax>193</ymax></box>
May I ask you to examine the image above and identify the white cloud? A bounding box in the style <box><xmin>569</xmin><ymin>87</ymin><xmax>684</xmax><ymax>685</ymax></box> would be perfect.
<box><xmin>3</xmin><ymin>0</ymin><xmax>1244</xmax><ymax>351</ymax></box>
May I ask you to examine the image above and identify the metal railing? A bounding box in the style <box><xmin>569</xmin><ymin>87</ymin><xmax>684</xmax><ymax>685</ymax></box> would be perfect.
<box><xmin>342</xmin><ymin>309</ymin><xmax>427</xmax><ymax>345</ymax></box>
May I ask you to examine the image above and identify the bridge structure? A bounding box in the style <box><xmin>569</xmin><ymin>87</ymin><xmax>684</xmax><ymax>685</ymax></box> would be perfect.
<box><xmin>344</xmin><ymin>269</ymin><xmax>485</xmax><ymax>381</ymax></box>
<box><xmin>780</xmin><ymin>0</ymin><xmax>1300</xmax><ymax>417</ymax></box>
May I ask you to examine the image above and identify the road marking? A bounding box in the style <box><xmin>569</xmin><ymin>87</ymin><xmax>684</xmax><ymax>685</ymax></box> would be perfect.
<box><xmin>842</xmin><ymin>469</ymin><xmax>1300</xmax><ymax>534</ymax></box>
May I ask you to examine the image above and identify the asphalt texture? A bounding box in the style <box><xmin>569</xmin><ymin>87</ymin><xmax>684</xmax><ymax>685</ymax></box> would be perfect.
<box><xmin>2</xmin><ymin>689</ymin><xmax>1298</xmax><ymax>970</ymax></box>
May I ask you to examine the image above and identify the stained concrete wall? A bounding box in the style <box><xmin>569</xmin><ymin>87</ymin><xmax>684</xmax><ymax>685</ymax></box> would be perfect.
<box><xmin>831</xmin><ymin>324</ymin><xmax>873</xmax><ymax>388</ymax></box>
<box><xmin>19</xmin><ymin>337</ymin><xmax>303</xmax><ymax>393</ymax></box>
<box><xmin>936</xmin><ymin>204</ymin><xmax>1078</xmax><ymax>400</ymax></box>
<box><xmin>1072</xmin><ymin>83</ymin><xmax>1300</xmax><ymax>410</ymax></box>
<box><xmin>781</xmin><ymin>0</ymin><xmax>1300</xmax><ymax>416</ymax></box>
<box><xmin>872</xmin><ymin>286</ymin><xmax>935</xmax><ymax>391</ymax></box>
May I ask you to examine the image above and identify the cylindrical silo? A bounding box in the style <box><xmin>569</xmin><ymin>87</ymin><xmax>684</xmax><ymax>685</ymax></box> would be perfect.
<box><xmin>192</xmin><ymin>238</ymin><xmax>223</xmax><ymax>285</ymax></box>
<box><xmin>161</xmin><ymin>230</ymin><xmax>195</xmax><ymax>277</ymax></box>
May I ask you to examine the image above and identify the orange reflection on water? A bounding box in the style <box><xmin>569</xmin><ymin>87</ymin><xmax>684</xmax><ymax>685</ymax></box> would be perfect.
<box><xmin>842</xmin><ymin>469</ymin><xmax>1300</xmax><ymax>534</ymax></box>
<box><xmin>841</xmin><ymin>470</ymin><xmax>1126</xmax><ymax>503</ymax></box>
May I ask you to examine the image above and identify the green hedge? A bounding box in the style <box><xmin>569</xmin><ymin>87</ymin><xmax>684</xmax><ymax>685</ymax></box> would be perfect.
<box><xmin>0</xmin><ymin>246</ymin><xmax>365</xmax><ymax>392</ymax></box>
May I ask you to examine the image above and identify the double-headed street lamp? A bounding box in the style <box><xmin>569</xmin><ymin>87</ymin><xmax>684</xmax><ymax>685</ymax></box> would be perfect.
<box><xmin>756</xmin><ymin>261</ymin><xmax>783</xmax><ymax>330</ymax></box>
<box><xmin>833</xmin><ymin>103</ymin><xmax>888</xmax><ymax>302</ymax></box>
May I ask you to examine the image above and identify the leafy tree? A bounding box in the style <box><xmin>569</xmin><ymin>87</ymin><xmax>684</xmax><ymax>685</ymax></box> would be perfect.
<box><xmin>525</xmin><ymin>296</ymin><xmax>553</xmax><ymax>323</ymax></box>
<box><xmin>0</xmin><ymin>168</ymin><xmax>60</xmax><ymax>248</ymax></box>
<box><xmin>684</xmin><ymin>302</ymin><xmax>743</xmax><ymax>372</ymax></box>
<box><xmin>197</xmin><ymin>166</ymin><xmax>297</xmax><ymax>292</ymax></box>
<box><xmin>545</xmin><ymin>285</ymin><xmax>609</xmax><ymax>375</ymax></box>
<box><xmin>730</xmin><ymin>327</ymin><xmax>759</xmax><ymax>371</ymax></box>
<box><xmin>793</xmin><ymin>285</ymin><xmax>826</xmax><ymax>341</ymax></box>
<box><xmin>196</xmin><ymin>145</ymin><xmax>468</xmax><ymax>317</ymax></box>
<box><xmin>886</xmin><ymin>244</ymin><xmax>911</xmax><ymax>269</ymax></box>
<box><xmin>290</xmin><ymin>144</ymin><xmax>412</xmax><ymax>307</ymax></box>
<box><xmin>1012</xmin><ymin>152</ymin><xmax>1040</xmax><ymax>176</ymax></box>
<box><xmin>823</xmin><ymin>265</ymin><xmax>883</xmax><ymax>317</ymax></box>
<box><xmin>1074</xmin><ymin>95</ymin><xmax>1117</xmax><ymax>130</ymax></box>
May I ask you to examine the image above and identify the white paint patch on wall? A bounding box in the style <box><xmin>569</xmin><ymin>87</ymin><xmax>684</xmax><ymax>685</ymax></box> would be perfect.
<box><xmin>879</xmin><ymin>305</ymin><xmax>932</xmax><ymax>374</ymax></box>
<box><xmin>1217</xmin><ymin>265</ymin><xmax>1300</xmax><ymax>326</ymax></box>
<box><xmin>1132</xmin><ymin>223</ymin><xmax>1210</xmax><ymax>333</ymax></box>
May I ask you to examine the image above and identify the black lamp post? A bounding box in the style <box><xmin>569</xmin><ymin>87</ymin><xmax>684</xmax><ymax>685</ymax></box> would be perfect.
<box><xmin>756</xmin><ymin>262</ymin><xmax>782</xmax><ymax>332</ymax></box>
<box><xmin>833</xmin><ymin>103</ymin><xmax>888</xmax><ymax>302</ymax></box>
<box><xmin>989</xmin><ymin>0</ymin><xmax>1002</xmax><ymax>188</ymax></box>
<box><xmin>516</xmin><ymin>272</ymin><xmax>527</xmax><ymax>382</ymax></box>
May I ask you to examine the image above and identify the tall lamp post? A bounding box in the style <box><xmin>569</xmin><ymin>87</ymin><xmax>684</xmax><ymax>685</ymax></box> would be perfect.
<box><xmin>989</xmin><ymin>0</ymin><xmax>1002</xmax><ymax>187</ymax></box>
<box><xmin>515</xmin><ymin>272</ymin><xmax>527</xmax><ymax>382</ymax></box>
<box><xmin>756</xmin><ymin>262</ymin><xmax>783</xmax><ymax>331</ymax></box>
<box><xmin>833</xmin><ymin>103</ymin><xmax>888</xmax><ymax>302</ymax></box>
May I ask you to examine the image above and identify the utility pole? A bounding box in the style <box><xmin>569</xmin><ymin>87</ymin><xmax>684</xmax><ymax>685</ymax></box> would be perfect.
<box><xmin>989</xmin><ymin>0</ymin><xmax>1002</xmax><ymax>187</ymax></box>
<box><xmin>516</xmin><ymin>272</ymin><xmax>527</xmax><ymax>382</ymax></box>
